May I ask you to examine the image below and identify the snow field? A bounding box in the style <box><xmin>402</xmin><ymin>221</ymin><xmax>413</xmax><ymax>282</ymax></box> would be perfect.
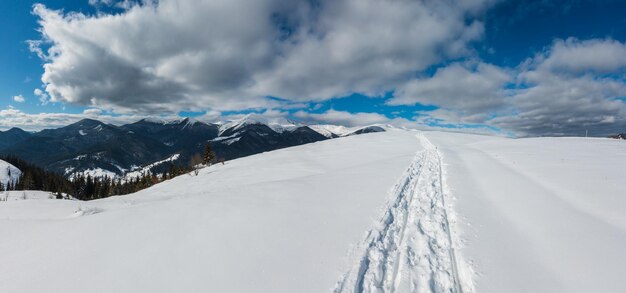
<box><xmin>1</xmin><ymin>130</ymin><xmax>625</xmax><ymax>292</ymax></box>
<box><xmin>426</xmin><ymin>132</ymin><xmax>626</xmax><ymax>292</ymax></box>
<box><xmin>0</xmin><ymin>130</ymin><xmax>421</xmax><ymax>293</ymax></box>
<box><xmin>334</xmin><ymin>134</ymin><xmax>466</xmax><ymax>293</ymax></box>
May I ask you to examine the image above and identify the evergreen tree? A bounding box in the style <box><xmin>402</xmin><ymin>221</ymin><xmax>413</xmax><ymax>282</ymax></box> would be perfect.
<box><xmin>202</xmin><ymin>143</ymin><xmax>216</xmax><ymax>165</ymax></box>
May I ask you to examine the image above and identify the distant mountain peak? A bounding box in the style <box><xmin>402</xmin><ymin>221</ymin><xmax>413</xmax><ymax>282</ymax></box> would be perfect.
<box><xmin>137</xmin><ymin>118</ymin><xmax>166</xmax><ymax>124</ymax></box>
<box><xmin>309</xmin><ymin>124</ymin><xmax>387</xmax><ymax>138</ymax></box>
<box><xmin>5</xmin><ymin>127</ymin><xmax>28</xmax><ymax>134</ymax></box>
<box><xmin>219</xmin><ymin>113</ymin><xmax>302</xmax><ymax>135</ymax></box>
<box><xmin>70</xmin><ymin>118</ymin><xmax>107</xmax><ymax>129</ymax></box>
<box><xmin>137</xmin><ymin>117</ymin><xmax>205</xmax><ymax>128</ymax></box>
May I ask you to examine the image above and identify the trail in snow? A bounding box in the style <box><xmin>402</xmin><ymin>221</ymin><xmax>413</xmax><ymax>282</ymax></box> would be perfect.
<box><xmin>334</xmin><ymin>134</ymin><xmax>468</xmax><ymax>293</ymax></box>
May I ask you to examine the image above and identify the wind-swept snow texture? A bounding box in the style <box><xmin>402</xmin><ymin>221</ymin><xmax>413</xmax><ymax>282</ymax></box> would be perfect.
<box><xmin>1</xmin><ymin>130</ymin><xmax>625</xmax><ymax>293</ymax></box>
<box><xmin>427</xmin><ymin>133</ymin><xmax>626</xmax><ymax>292</ymax></box>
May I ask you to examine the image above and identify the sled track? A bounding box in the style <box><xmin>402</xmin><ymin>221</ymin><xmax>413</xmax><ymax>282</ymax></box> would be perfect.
<box><xmin>334</xmin><ymin>134</ymin><xmax>466</xmax><ymax>293</ymax></box>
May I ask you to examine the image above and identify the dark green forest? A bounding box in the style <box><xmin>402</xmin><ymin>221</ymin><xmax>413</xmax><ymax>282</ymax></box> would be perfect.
<box><xmin>1</xmin><ymin>144</ymin><xmax>216</xmax><ymax>200</ymax></box>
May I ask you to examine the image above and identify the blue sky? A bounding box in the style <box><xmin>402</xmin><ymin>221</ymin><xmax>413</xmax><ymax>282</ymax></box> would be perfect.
<box><xmin>1</xmin><ymin>1</ymin><xmax>90</xmax><ymax>115</ymax></box>
<box><xmin>1</xmin><ymin>0</ymin><xmax>626</xmax><ymax>136</ymax></box>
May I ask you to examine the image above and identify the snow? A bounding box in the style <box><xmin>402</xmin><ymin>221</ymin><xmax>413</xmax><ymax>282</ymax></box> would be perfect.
<box><xmin>0</xmin><ymin>130</ymin><xmax>419</xmax><ymax>293</ymax></box>
<box><xmin>309</xmin><ymin>124</ymin><xmax>352</xmax><ymax>138</ymax></box>
<box><xmin>0</xmin><ymin>190</ymin><xmax>73</xmax><ymax>201</ymax></box>
<box><xmin>67</xmin><ymin>154</ymin><xmax>179</xmax><ymax>180</ymax></box>
<box><xmin>74</xmin><ymin>154</ymin><xmax>87</xmax><ymax>160</ymax></box>
<box><xmin>309</xmin><ymin>124</ymin><xmax>386</xmax><ymax>138</ymax></box>
<box><xmin>426</xmin><ymin>132</ymin><xmax>626</xmax><ymax>292</ymax></box>
<box><xmin>218</xmin><ymin>113</ymin><xmax>300</xmax><ymax>134</ymax></box>
<box><xmin>69</xmin><ymin>168</ymin><xmax>117</xmax><ymax>180</ymax></box>
<box><xmin>210</xmin><ymin>132</ymin><xmax>240</xmax><ymax>142</ymax></box>
<box><xmin>0</xmin><ymin>159</ymin><xmax>21</xmax><ymax>188</ymax></box>
<box><xmin>140</xmin><ymin>117</ymin><xmax>170</xmax><ymax>124</ymax></box>
<box><xmin>1</xmin><ymin>130</ymin><xmax>625</xmax><ymax>292</ymax></box>
<box><xmin>221</xmin><ymin>136</ymin><xmax>241</xmax><ymax>145</ymax></box>
<box><xmin>122</xmin><ymin>154</ymin><xmax>180</xmax><ymax>181</ymax></box>
<box><xmin>78</xmin><ymin>129</ymin><xmax>87</xmax><ymax>136</ymax></box>
<box><xmin>180</xmin><ymin>117</ymin><xmax>200</xmax><ymax>129</ymax></box>
<box><xmin>335</xmin><ymin>134</ymin><xmax>464</xmax><ymax>292</ymax></box>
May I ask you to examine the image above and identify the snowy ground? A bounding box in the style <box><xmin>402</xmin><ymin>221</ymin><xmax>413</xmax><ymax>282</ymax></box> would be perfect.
<box><xmin>427</xmin><ymin>133</ymin><xmax>626</xmax><ymax>292</ymax></box>
<box><xmin>0</xmin><ymin>130</ymin><xmax>420</xmax><ymax>293</ymax></box>
<box><xmin>0</xmin><ymin>190</ymin><xmax>64</xmax><ymax>201</ymax></box>
<box><xmin>1</xmin><ymin>130</ymin><xmax>625</xmax><ymax>292</ymax></box>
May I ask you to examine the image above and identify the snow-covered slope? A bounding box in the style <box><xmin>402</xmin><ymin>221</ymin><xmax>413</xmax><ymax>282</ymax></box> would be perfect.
<box><xmin>1</xmin><ymin>130</ymin><xmax>625</xmax><ymax>292</ymax></box>
<box><xmin>427</xmin><ymin>133</ymin><xmax>626</xmax><ymax>292</ymax></box>
<box><xmin>0</xmin><ymin>130</ymin><xmax>420</xmax><ymax>293</ymax></box>
<box><xmin>0</xmin><ymin>190</ymin><xmax>72</xmax><ymax>201</ymax></box>
<box><xmin>0</xmin><ymin>159</ymin><xmax>20</xmax><ymax>188</ymax></box>
<box><xmin>218</xmin><ymin>113</ymin><xmax>301</xmax><ymax>134</ymax></box>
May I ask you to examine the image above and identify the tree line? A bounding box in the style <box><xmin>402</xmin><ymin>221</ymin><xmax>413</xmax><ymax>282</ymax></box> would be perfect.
<box><xmin>1</xmin><ymin>144</ymin><xmax>217</xmax><ymax>200</ymax></box>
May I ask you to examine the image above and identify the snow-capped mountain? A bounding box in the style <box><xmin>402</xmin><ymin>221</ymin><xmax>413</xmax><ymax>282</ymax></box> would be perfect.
<box><xmin>309</xmin><ymin>124</ymin><xmax>386</xmax><ymax>138</ymax></box>
<box><xmin>218</xmin><ymin>113</ymin><xmax>302</xmax><ymax>135</ymax></box>
<box><xmin>1</xmin><ymin>119</ymin><xmax>172</xmax><ymax>178</ymax></box>
<box><xmin>0</xmin><ymin>116</ymin><xmax>378</xmax><ymax>179</ymax></box>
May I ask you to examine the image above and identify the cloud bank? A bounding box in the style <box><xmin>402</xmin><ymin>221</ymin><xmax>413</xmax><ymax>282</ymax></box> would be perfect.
<box><xmin>30</xmin><ymin>0</ymin><xmax>491</xmax><ymax>110</ymax></box>
<box><xmin>391</xmin><ymin>38</ymin><xmax>626</xmax><ymax>136</ymax></box>
<box><xmin>26</xmin><ymin>0</ymin><xmax>626</xmax><ymax>136</ymax></box>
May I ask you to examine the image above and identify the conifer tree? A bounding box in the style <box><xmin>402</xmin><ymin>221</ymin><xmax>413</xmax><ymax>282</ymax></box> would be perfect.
<box><xmin>202</xmin><ymin>143</ymin><xmax>216</xmax><ymax>165</ymax></box>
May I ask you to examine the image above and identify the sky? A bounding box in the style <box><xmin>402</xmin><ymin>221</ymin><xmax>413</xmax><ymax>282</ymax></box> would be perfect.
<box><xmin>1</xmin><ymin>0</ymin><xmax>626</xmax><ymax>136</ymax></box>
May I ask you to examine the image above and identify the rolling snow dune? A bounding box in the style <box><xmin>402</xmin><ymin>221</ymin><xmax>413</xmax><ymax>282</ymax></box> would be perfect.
<box><xmin>1</xmin><ymin>130</ymin><xmax>625</xmax><ymax>293</ymax></box>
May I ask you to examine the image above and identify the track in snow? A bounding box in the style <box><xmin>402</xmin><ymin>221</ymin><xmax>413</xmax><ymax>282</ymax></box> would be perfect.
<box><xmin>334</xmin><ymin>134</ymin><xmax>467</xmax><ymax>293</ymax></box>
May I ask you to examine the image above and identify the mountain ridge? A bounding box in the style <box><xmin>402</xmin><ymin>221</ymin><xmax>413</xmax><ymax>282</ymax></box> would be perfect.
<box><xmin>0</xmin><ymin>117</ymin><xmax>384</xmax><ymax>179</ymax></box>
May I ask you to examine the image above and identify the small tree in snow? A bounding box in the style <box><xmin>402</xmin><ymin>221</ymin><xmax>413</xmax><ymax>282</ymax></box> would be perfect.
<box><xmin>202</xmin><ymin>143</ymin><xmax>216</xmax><ymax>165</ymax></box>
<box><xmin>190</xmin><ymin>153</ymin><xmax>203</xmax><ymax>176</ymax></box>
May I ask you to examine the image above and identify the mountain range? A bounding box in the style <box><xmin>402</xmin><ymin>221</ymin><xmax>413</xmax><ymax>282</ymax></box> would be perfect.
<box><xmin>0</xmin><ymin>115</ymin><xmax>384</xmax><ymax>179</ymax></box>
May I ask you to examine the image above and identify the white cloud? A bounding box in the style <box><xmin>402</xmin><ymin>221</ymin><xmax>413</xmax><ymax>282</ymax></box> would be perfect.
<box><xmin>528</xmin><ymin>38</ymin><xmax>626</xmax><ymax>74</ymax></box>
<box><xmin>293</xmin><ymin>109</ymin><xmax>500</xmax><ymax>135</ymax></box>
<box><xmin>29</xmin><ymin>0</ymin><xmax>494</xmax><ymax>114</ymax></box>
<box><xmin>492</xmin><ymin>74</ymin><xmax>626</xmax><ymax>136</ymax></box>
<box><xmin>0</xmin><ymin>107</ymin><xmax>161</xmax><ymax>131</ymax></box>
<box><xmin>23</xmin><ymin>1</ymin><xmax>626</xmax><ymax>137</ymax></box>
<box><xmin>390</xmin><ymin>62</ymin><xmax>511</xmax><ymax>114</ymax></box>
<box><xmin>491</xmin><ymin>38</ymin><xmax>626</xmax><ymax>136</ymax></box>
<box><xmin>34</xmin><ymin>88</ymin><xmax>49</xmax><ymax>105</ymax></box>
<box><xmin>82</xmin><ymin>108</ymin><xmax>104</xmax><ymax>115</ymax></box>
<box><xmin>294</xmin><ymin>109</ymin><xmax>394</xmax><ymax>127</ymax></box>
<box><xmin>12</xmin><ymin>95</ymin><xmax>26</xmax><ymax>103</ymax></box>
<box><xmin>251</xmin><ymin>0</ymin><xmax>489</xmax><ymax>100</ymax></box>
<box><xmin>387</xmin><ymin>39</ymin><xmax>626</xmax><ymax>136</ymax></box>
